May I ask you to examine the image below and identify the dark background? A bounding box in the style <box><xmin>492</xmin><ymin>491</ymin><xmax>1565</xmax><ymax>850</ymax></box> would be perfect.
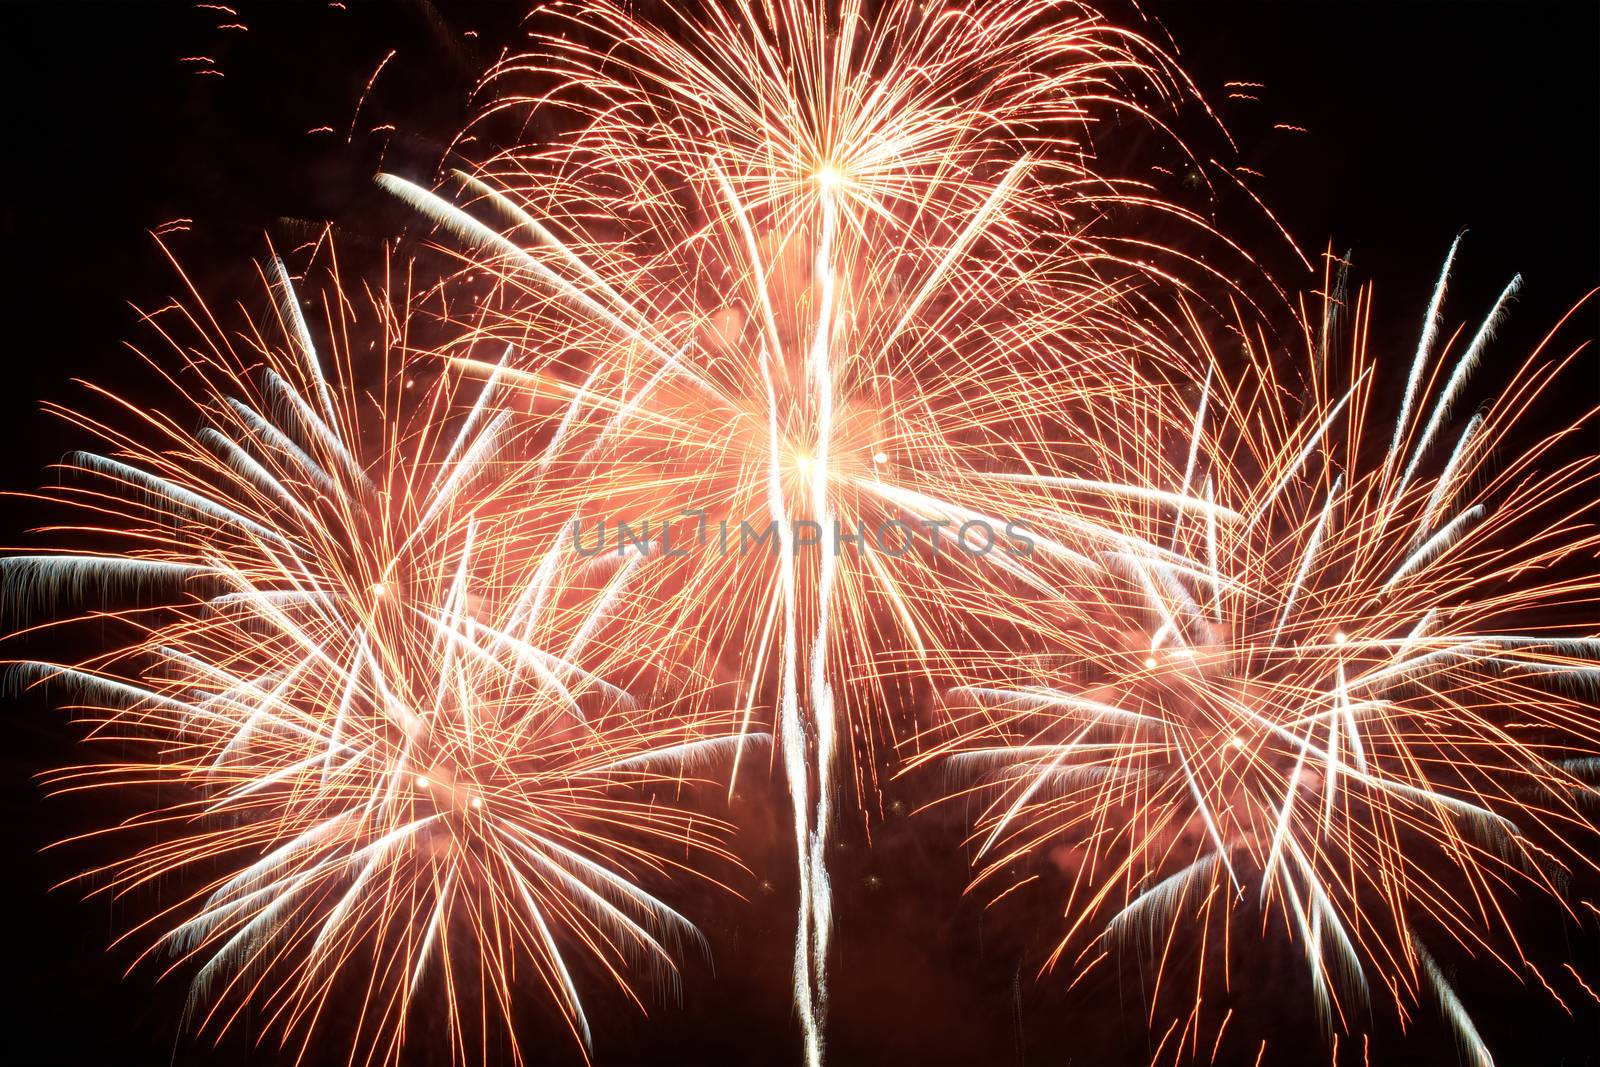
<box><xmin>0</xmin><ymin>2</ymin><xmax>1595</xmax><ymax>1064</ymax></box>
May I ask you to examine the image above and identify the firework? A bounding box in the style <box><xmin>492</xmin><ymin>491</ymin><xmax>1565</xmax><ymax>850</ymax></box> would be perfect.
<box><xmin>7</xmin><ymin>241</ymin><xmax>760</xmax><ymax>1065</ymax></box>
<box><xmin>378</xmin><ymin>2</ymin><xmax>1257</xmax><ymax>1058</ymax></box>
<box><xmin>14</xmin><ymin>1</ymin><xmax>1588</xmax><ymax>1062</ymax></box>
<box><xmin>919</xmin><ymin>247</ymin><xmax>1600</xmax><ymax>1063</ymax></box>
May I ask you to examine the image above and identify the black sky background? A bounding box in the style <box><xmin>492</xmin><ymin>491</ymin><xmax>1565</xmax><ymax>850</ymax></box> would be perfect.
<box><xmin>0</xmin><ymin>2</ymin><xmax>1596</xmax><ymax>1065</ymax></box>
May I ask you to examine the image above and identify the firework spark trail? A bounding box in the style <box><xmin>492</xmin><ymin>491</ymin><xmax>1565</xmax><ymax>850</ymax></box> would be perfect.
<box><xmin>917</xmin><ymin>248</ymin><xmax>1600</xmax><ymax>1063</ymax></box>
<box><xmin>380</xmin><ymin>3</ymin><xmax>1269</xmax><ymax>1056</ymax></box>
<box><xmin>6</xmin><ymin>242</ymin><xmax>765</xmax><ymax>1065</ymax></box>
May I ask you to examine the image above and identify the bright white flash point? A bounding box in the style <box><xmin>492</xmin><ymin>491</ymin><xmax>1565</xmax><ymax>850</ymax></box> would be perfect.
<box><xmin>415</xmin><ymin>776</ymin><xmax>430</xmax><ymax>789</ymax></box>
<box><xmin>872</xmin><ymin>451</ymin><xmax>888</xmax><ymax>465</ymax></box>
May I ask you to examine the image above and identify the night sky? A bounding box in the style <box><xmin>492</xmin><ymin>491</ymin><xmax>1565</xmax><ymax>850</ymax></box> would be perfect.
<box><xmin>0</xmin><ymin>2</ymin><xmax>1596</xmax><ymax>1065</ymax></box>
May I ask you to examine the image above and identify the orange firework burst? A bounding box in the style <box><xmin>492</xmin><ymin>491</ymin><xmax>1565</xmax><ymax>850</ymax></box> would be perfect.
<box><xmin>373</xmin><ymin>3</ymin><xmax>1260</xmax><ymax>1057</ymax></box>
<box><xmin>919</xmin><ymin>247</ymin><xmax>1600</xmax><ymax>1064</ymax></box>
<box><xmin>7</xmin><ymin>239</ymin><xmax>760</xmax><ymax>1065</ymax></box>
